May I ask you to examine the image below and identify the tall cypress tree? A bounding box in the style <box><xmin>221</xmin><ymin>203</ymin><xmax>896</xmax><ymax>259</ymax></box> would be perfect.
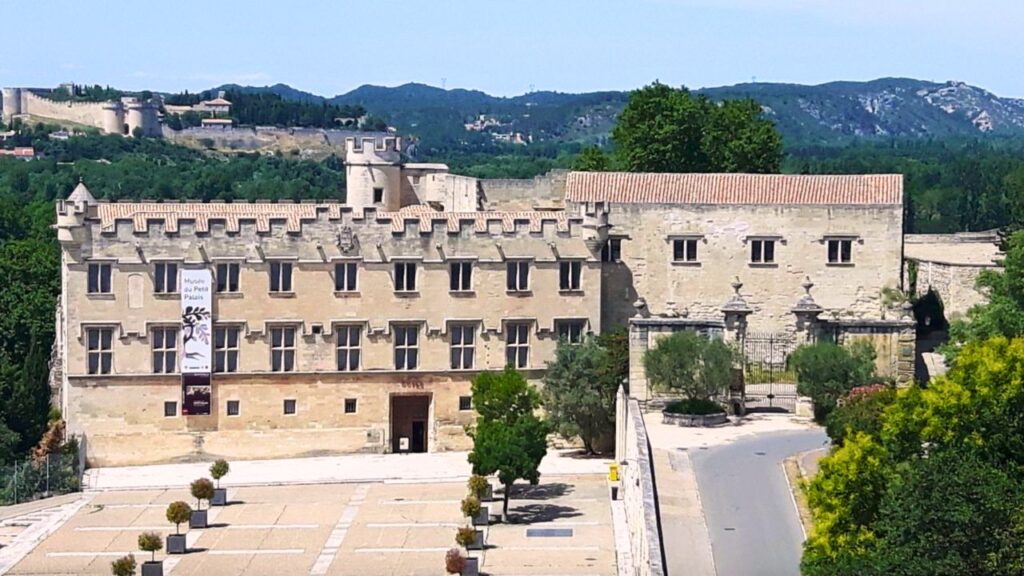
<box><xmin>7</xmin><ymin>334</ymin><xmax>52</xmax><ymax>454</ymax></box>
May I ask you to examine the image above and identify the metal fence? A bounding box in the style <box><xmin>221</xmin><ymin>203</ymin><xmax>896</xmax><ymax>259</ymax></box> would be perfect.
<box><xmin>742</xmin><ymin>332</ymin><xmax>800</xmax><ymax>412</ymax></box>
<box><xmin>0</xmin><ymin>445</ymin><xmax>82</xmax><ymax>506</ymax></box>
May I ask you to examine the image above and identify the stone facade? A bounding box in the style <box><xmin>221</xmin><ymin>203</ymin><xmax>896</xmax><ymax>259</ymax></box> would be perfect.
<box><xmin>56</xmin><ymin>148</ymin><xmax>912</xmax><ymax>465</ymax></box>
<box><xmin>904</xmin><ymin>231</ymin><xmax>1002</xmax><ymax>319</ymax></box>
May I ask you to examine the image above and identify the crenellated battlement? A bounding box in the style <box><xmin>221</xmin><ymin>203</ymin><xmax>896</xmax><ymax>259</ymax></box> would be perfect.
<box><xmin>344</xmin><ymin>136</ymin><xmax>401</xmax><ymax>165</ymax></box>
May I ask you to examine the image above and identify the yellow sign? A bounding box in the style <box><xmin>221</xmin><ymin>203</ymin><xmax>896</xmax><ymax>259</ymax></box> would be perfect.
<box><xmin>608</xmin><ymin>462</ymin><xmax>619</xmax><ymax>482</ymax></box>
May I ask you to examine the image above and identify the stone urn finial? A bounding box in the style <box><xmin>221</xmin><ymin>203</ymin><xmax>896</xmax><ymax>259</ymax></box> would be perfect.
<box><xmin>721</xmin><ymin>276</ymin><xmax>752</xmax><ymax>315</ymax></box>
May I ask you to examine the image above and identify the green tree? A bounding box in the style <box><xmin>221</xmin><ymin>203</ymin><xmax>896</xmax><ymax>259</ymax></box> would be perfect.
<box><xmin>541</xmin><ymin>336</ymin><xmax>619</xmax><ymax>455</ymax></box>
<box><xmin>790</xmin><ymin>341</ymin><xmax>876</xmax><ymax>422</ymax></box>
<box><xmin>7</xmin><ymin>334</ymin><xmax>52</xmax><ymax>454</ymax></box>
<box><xmin>572</xmin><ymin>145</ymin><xmax>611</xmax><ymax>171</ymax></box>
<box><xmin>642</xmin><ymin>331</ymin><xmax>734</xmax><ymax>402</ymax></box>
<box><xmin>469</xmin><ymin>366</ymin><xmax>541</xmax><ymax>425</ymax></box>
<box><xmin>612</xmin><ymin>82</ymin><xmax>781</xmax><ymax>173</ymax></box>
<box><xmin>824</xmin><ymin>385</ymin><xmax>896</xmax><ymax>446</ymax></box>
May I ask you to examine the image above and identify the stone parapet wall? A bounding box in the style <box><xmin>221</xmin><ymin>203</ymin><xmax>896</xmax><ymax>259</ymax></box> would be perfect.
<box><xmin>479</xmin><ymin>170</ymin><xmax>568</xmax><ymax>211</ymax></box>
<box><xmin>620</xmin><ymin>397</ymin><xmax>667</xmax><ymax>576</ymax></box>
<box><xmin>908</xmin><ymin>259</ymin><xmax>992</xmax><ymax>319</ymax></box>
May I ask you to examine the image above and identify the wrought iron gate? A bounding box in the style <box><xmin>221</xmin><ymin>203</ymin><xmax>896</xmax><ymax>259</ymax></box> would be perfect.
<box><xmin>742</xmin><ymin>332</ymin><xmax>799</xmax><ymax>412</ymax></box>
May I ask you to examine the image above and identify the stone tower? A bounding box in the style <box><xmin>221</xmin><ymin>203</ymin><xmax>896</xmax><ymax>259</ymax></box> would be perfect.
<box><xmin>1</xmin><ymin>88</ymin><xmax>23</xmax><ymax>123</ymax></box>
<box><xmin>101</xmin><ymin>101</ymin><xmax>125</xmax><ymax>135</ymax></box>
<box><xmin>126</xmin><ymin>100</ymin><xmax>159</xmax><ymax>137</ymax></box>
<box><xmin>344</xmin><ymin>136</ymin><xmax>402</xmax><ymax>211</ymax></box>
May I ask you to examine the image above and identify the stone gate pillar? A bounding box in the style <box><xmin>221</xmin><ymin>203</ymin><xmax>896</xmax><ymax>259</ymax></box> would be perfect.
<box><xmin>721</xmin><ymin>277</ymin><xmax>752</xmax><ymax>349</ymax></box>
<box><xmin>792</xmin><ymin>276</ymin><xmax>824</xmax><ymax>344</ymax></box>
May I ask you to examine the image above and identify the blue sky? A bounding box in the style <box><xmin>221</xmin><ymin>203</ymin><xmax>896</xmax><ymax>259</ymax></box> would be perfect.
<box><xmin>7</xmin><ymin>0</ymin><xmax>1024</xmax><ymax>97</ymax></box>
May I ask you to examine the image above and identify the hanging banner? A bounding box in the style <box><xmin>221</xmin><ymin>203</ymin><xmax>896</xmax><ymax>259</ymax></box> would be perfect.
<box><xmin>181</xmin><ymin>269</ymin><xmax>213</xmax><ymax>415</ymax></box>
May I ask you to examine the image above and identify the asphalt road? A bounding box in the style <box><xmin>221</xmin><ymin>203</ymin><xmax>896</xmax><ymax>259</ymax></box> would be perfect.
<box><xmin>691</xmin><ymin>429</ymin><xmax>828</xmax><ymax>576</ymax></box>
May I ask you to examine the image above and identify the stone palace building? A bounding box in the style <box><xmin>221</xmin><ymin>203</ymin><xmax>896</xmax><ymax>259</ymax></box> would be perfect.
<box><xmin>54</xmin><ymin>137</ymin><xmax>912</xmax><ymax>466</ymax></box>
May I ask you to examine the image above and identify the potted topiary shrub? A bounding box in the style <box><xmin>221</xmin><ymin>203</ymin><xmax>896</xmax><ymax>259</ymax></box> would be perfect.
<box><xmin>444</xmin><ymin>546</ymin><xmax>478</xmax><ymax>576</ymax></box>
<box><xmin>209</xmin><ymin>459</ymin><xmax>230</xmax><ymax>506</ymax></box>
<box><xmin>110</xmin><ymin>554</ymin><xmax>136</xmax><ymax>576</ymax></box>
<box><xmin>137</xmin><ymin>531</ymin><xmax>163</xmax><ymax>576</ymax></box>
<box><xmin>165</xmin><ymin>501</ymin><xmax>191</xmax><ymax>554</ymax></box>
<box><xmin>467</xmin><ymin>474</ymin><xmax>492</xmax><ymax>502</ymax></box>
<box><xmin>189</xmin><ymin>478</ymin><xmax>214</xmax><ymax>528</ymax></box>
<box><xmin>455</xmin><ymin>525</ymin><xmax>483</xmax><ymax>551</ymax></box>
<box><xmin>461</xmin><ymin>495</ymin><xmax>488</xmax><ymax>527</ymax></box>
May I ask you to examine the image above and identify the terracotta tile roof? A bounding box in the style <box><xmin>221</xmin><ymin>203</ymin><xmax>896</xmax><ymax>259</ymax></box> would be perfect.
<box><xmin>96</xmin><ymin>203</ymin><xmax>572</xmax><ymax>234</ymax></box>
<box><xmin>565</xmin><ymin>172</ymin><xmax>902</xmax><ymax>205</ymax></box>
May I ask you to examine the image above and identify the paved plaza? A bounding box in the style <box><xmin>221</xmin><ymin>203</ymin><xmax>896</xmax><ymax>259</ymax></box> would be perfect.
<box><xmin>5</xmin><ymin>474</ymin><xmax>616</xmax><ymax>575</ymax></box>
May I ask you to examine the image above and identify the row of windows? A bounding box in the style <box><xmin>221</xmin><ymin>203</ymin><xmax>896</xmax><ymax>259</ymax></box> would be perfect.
<box><xmin>600</xmin><ymin>237</ymin><xmax>856</xmax><ymax>265</ymax></box>
<box><xmin>86</xmin><ymin>260</ymin><xmax>586</xmax><ymax>295</ymax></box>
<box><xmin>84</xmin><ymin>321</ymin><xmax>587</xmax><ymax>375</ymax></box>
<box><xmin>161</xmin><ymin>396</ymin><xmax>474</xmax><ymax>418</ymax></box>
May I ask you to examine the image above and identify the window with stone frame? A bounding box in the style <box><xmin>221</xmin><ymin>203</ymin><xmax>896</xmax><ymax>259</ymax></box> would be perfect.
<box><xmin>450</xmin><ymin>261</ymin><xmax>473</xmax><ymax>292</ymax></box>
<box><xmin>214</xmin><ymin>326</ymin><xmax>240</xmax><ymax>373</ymax></box>
<box><xmin>164</xmin><ymin>401</ymin><xmax>177</xmax><ymax>417</ymax></box>
<box><xmin>270</xmin><ymin>326</ymin><xmax>297</xmax><ymax>372</ymax></box>
<box><xmin>672</xmin><ymin>238</ymin><xmax>699</xmax><ymax>263</ymax></box>
<box><xmin>459</xmin><ymin>396</ymin><xmax>473</xmax><ymax>411</ymax></box>
<box><xmin>87</xmin><ymin>262</ymin><xmax>112</xmax><ymax>294</ymax></box>
<box><xmin>336</xmin><ymin>325</ymin><xmax>361</xmax><ymax>371</ymax></box>
<box><xmin>827</xmin><ymin>238</ymin><xmax>853</xmax><ymax>264</ymax></box>
<box><xmin>394</xmin><ymin>262</ymin><xmax>417</xmax><ymax>292</ymax></box>
<box><xmin>344</xmin><ymin>398</ymin><xmax>358</xmax><ymax>414</ymax></box>
<box><xmin>750</xmin><ymin>239</ymin><xmax>776</xmax><ymax>264</ymax></box>
<box><xmin>86</xmin><ymin>327</ymin><xmax>113</xmax><ymax>375</ymax></box>
<box><xmin>154</xmin><ymin>262</ymin><xmax>179</xmax><ymax>294</ymax></box>
<box><xmin>151</xmin><ymin>326</ymin><xmax>178</xmax><ymax>374</ymax></box>
<box><xmin>334</xmin><ymin>262</ymin><xmax>358</xmax><ymax>292</ymax></box>
<box><xmin>269</xmin><ymin>261</ymin><xmax>293</xmax><ymax>293</ymax></box>
<box><xmin>559</xmin><ymin>260</ymin><xmax>583</xmax><ymax>291</ymax></box>
<box><xmin>556</xmin><ymin>320</ymin><xmax>586</xmax><ymax>344</ymax></box>
<box><xmin>505</xmin><ymin>322</ymin><xmax>530</xmax><ymax>368</ymax></box>
<box><xmin>449</xmin><ymin>324</ymin><xmax>476</xmax><ymax>370</ymax></box>
<box><xmin>506</xmin><ymin>260</ymin><xmax>530</xmax><ymax>292</ymax></box>
<box><xmin>216</xmin><ymin>262</ymin><xmax>240</xmax><ymax>293</ymax></box>
<box><xmin>394</xmin><ymin>325</ymin><xmax>419</xmax><ymax>370</ymax></box>
<box><xmin>226</xmin><ymin>400</ymin><xmax>240</xmax><ymax>416</ymax></box>
<box><xmin>601</xmin><ymin>238</ymin><xmax>622</xmax><ymax>263</ymax></box>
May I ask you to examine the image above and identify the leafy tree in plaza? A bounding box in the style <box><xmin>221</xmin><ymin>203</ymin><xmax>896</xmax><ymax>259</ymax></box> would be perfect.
<box><xmin>469</xmin><ymin>366</ymin><xmax>542</xmax><ymax>425</ymax></box>
<box><xmin>542</xmin><ymin>336</ymin><xmax>621</xmax><ymax>455</ymax></box>
<box><xmin>612</xmin><ymin>82</ymin><xmax>782</xmax><ymax>173</ymax></box>
<box><xmin>642</xmin><ymin>331</ymin><xmax>734</xmax><ymax>405</ymax></box>
<box><xmin>789</xmin><ymin>341</ymin><xmax>876</xmax><ymax>422</ymax></box>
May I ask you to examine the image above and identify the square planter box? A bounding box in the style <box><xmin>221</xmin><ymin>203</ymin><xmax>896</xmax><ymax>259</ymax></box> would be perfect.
<box><xmin>466</xmin><ymin>529</ymin><xmax>484</xmax><ymax>550</ymax></box>
<box><xmin>189</xmin><ymin>509</ymin><xmax>208</xmax><ymax>529</ymax></box>
<box><xmin>166</xmin><ymin>534</ymin><xmax>187</xmax><ymax>555</ymax></box>
<box><xmin>211</xmin><ymin>488</ymin><xmax>227</xmax><ymax>507</ymax></box>
<box><xmin>471</xmin><ymin>508</ymin><xmax>489</xmax><ymax>527</ymax></box>
<box><xmin>462</xmin><ymin>557</ymin><xmax>479</xmax><ymax>576</ymax></box>
<box><xmin>141</xmin><ymin>561</ymin><xmax>164</xmax><ymax>576</ymax></box>
<box><xmin>488</xmin><ymin>501</ymin><xmax>503</xmax><ymax>524</ymax></box>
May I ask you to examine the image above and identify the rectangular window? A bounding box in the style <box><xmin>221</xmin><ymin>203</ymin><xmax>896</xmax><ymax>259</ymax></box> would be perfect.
<box><xmin>344</xmin><ymin>398</ymin><xmax>357</xmax><ymax>414</ymax></box>
<box><xmin>459</xmin><ymin>396</ymin><xmax>473</xmax><ymax>411</ymax></box>
<box><xmin>827</xmin><ymin>239</ymin><xmax>853</xmax><ymax>264</ymax></box>
<box><xmin>394</xmin><ymin>262</ymin><xmax>417</xmax><ymax>292</ymax></box>
<box><xmin>394</xmin><ymin>325</ymin><xmax>419</xmax><ymax>370</ymax></box>
<box><xmin>336</xmin><ymin>325</ymin><xmax>361</xmax><ymax>371</ymax></box>
<box><xmin>450</xmin><ymin>324</ymin><xmax>476</xmax><ymax>370</ymax></box>
<box><xmin>505</xmin><ymin>323</ymin><xmax>530</xmax><ymax>368</ymax></box>
<box><xmin>86</xmin><ymin>327</ymin><xmax>113</xmax><ymax>375</ymax></box>
<box><xmin>87</xmin><ymin>263</ymin><xmax>112</xmax><ymax>294</ymax></box>
<box><xmin>750</xmin><ymin>239</ymin><xmax>776</xmax><ymax>264</ymax></box>
<box><xmin>601</xmin><ymin>238</ymin><xmax>622</xmax><ymax>263</ymax></box>
<box><xmin>450</xmin><ymin>262</ymin><xmax>473</xmax><ymax>292</ymax></box>
<box><xmin>270</xmin><ymin>326</ymin><xmax>296</xmax><ymax>372</ymax></box>
<box><xmin>269</xmin><ymin>261</ymin><xmax>293</xmax><ymax>293</ymax></box>
<box><xmin>163</xmin><ymin>401</ymin><xmax>177</xmax><ymax>418</ymax></box>
<box><xmin>154</xmin><ymin>262</ymin><xmax>179</xmax><ymax>294</ymax></box>
<box><xmin>214</xmin><ymin>326</ymin><xmax>240</xmax><ymax>373</ymax></box>
<box><xmin>151</xmin><ymin>327</ymin><xmax>178</xmax><ymax>374</ymax></box>
<box><xmin>559</xmin><ymin>261</ymin><xmax>582</xmax><ymax>291</ymax></box>
<box><xmin>216</xmin><ymin>263</ymin><xmax>239</xmax><ymax>293</ymax></box>
<box><xmin>506</xmin><ymin>261</ymin><xmax>530</xmax><ymax>292</ymax></box>
<box><xmin>283</xmin><ymin>399</ymin><xmax>296</xmax><ymax>415</ymax></box>
<box><xmin>672</xmin><ymin>239</ymin><xmax>699</xmax><ymax>263</ymax></box>
<box><xmin>556</xmin><ymin>320</ymin><xmax>586</xmax><ymax>344</ymax></box>
<box><xmin>334</xmin><ymin>262</ymin><xmax>358</xmax><ymax>292</ymax></box>
<box><xmin>226</xmin><ymin>400</ymin><xmax>240</xmax><ymax>416</ymax></box>
<box><xmin>373</xmin><ymin>187</ymin><xmax>384</xmax><ymax>204</ymax></box>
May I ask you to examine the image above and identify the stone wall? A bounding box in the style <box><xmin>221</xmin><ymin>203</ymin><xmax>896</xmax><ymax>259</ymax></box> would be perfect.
<box><xmin>20</xmin><ymin>91</ymin><xmax>110</xmax><ymax>130</ymax></box>
<box><xmin>619</xmin><ymin>395</ymin><xmax>667</xmax><ymax>576</ymax></box>
<box><xmin>479</xmin><ymin>170</ymin><xmax>568</xmax><ymax>211</ymax></box>
<box><xmin>908</xmin><ymin>260</ymin><xmax>992</xmax><ymax>319</ymax></box>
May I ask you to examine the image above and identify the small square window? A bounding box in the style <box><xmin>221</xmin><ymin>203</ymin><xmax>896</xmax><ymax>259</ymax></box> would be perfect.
<box><xmin>269</xmin><ymin>261</ymin><xmax>293</xmax><ymax>293</ymax></box>
<box><xmin>601</xmin><ymin>238</ymin><xmax>622</xmax><ymax>263</ymax></box>
<box><xmin>506</xmin><ymin>261</ymin><xmax>530</xmax><ymax>292</ymax></box>
<box><xmin>154</xmin><ymin>262</ymin><xmax>179</xmax><ymax>294</ymax></box>
<box><xmin>335</xmin><ymin>262</ymin><xmax>358</xmax><ymax>292</ymax></box>
<box><xmin>226</xmin><ymin>400</ymin><xmax>240</xmax><ymax>416</ymax></box>
<box><xmin>163</xmin><ymin>401</ymin><xmax>177</xmax><ymax>418</ymax></box>
<box><xmin>827</xmin><ymin>239</ymin><xmax>853</xmax><ymax>264</ymax></box>
<box><xmin>283</xmin><ymin>399</ymin><xmax>297</xmax><ymax>415</ymax></box>
<box><xmin>395</xmin><ymin>262</ymin><xmax>417</xmax><ymax>292</ymax></box>
<box><xmin>216</xmin><ymin>263</ymin><xmax>240</xmax><ymax>293</ymax></box>
<box><xmin>450</xmin><ymin>261</ymin><xmax>473</xmax><ymax>291</ymax></box>
<box><xmin>559</xmin><ymin>261</ymin><xmax>582</xmax><ymax>291</ymax></box>
<box><xmin>672</xmin><ymin>239</ymin><xmax>699</xmax><ymax>263</ymax></box>
<box><xmin>459</xmin><ymin>396</ymin><xmax>473</xmax><ymax>411</ymax></box>
<box><xmin>373</xmin><ymin>187</ymin><xmax>384</xmax><ymax>204</ymax></box>
<box><xmin>750</xmin><ymin>239</ymin><xmax>776</xmax><ymax>264</ymax></box>
<box><xmin>87</xmin><ymin>263</ymin><xmax>112</xmax><ymax>294</ymax></box>
<box><xmin>344</xmin><ymin>398</ymin><xmax>358</xmax><ymax>414</ymax></box>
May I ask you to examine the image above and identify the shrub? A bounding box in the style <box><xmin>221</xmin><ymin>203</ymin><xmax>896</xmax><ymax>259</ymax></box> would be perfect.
<box><xmin>455</xmin><ymin>525</ymin><xmax>477</xmax><ymax>548</ymax></box>
<box><xmin>190</xmin><ymin>478</ymin><xmax>214</xmax><ymax>510</ymax></box>
<box><xmin>642</xmin><ymin>331</ymin><xmax>735</xmax><ymax>401</ymax></box>
<box><xmin>825</xmin><ymin>385</ymin><xmax>897</xmax><ymax>446</ymax></box>
<box><xmin>790</xmin><ymin>341</ymin><xmax>876</xmax><ymax>422</ymax></box>
<box><xmin>110</xmin><ymin>554</ymin><xmax>136</xmax><ymax>576</ymax></box>
<box><xmin>467</xmin><ymin>475</ymin><xmax>489</xmax><ymax>499</ymax></box>
<box><xmin>444</xmin><ymin>547</ymin><xmax>466</xmax><ymax>574</ymax></box>
<box><xmin>137</xmin><ymin>531</ymin><xmax>162</xmax><ymax>562</ymax></box>
<box><xmin>209</xmin><ymin>459</ymin><xmax>230</xmax><ymax>487</ymax></box>
<box><xmin>165</xmin><ymin>501</ymin><xmax>192</xmax><ymax>534</ymax></box>
<box><xmin>663</xmin><ymin>398</ymin><xmax>724</xmax><ymax>415</ymax></box>
<box><xmin>460</xmin><ymin>495</ymin><xmax>481</xmax><ymax>518</ymax></box>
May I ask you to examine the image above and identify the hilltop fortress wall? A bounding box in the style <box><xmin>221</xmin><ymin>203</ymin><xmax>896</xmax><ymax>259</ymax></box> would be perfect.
<box><xmin>2</xmin><ymin>88</ymin><xmax>160</xmax><ymax>136</ymax></box>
